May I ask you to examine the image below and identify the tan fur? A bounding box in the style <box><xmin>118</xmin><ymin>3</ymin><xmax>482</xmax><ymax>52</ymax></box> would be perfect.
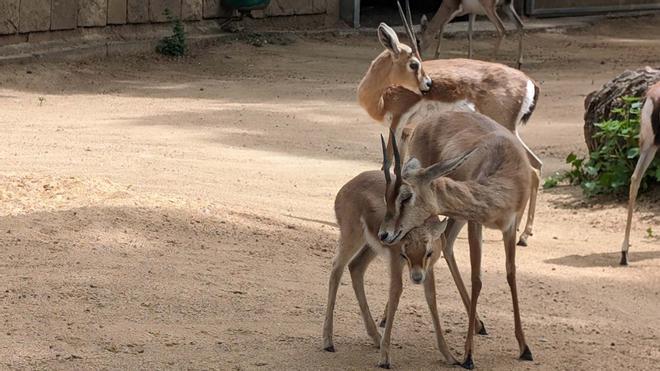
<box><xmin>322</xmin><ymin>170</ymin><xmax>459</xmax><ymax>366</ymax></box>
<box><xmin>359</xmin><ymin>42</ymin><xmax>542</xmax><ymax>246</ymax></box>
<box><xmin>620</xmin><ymin>81</ymin><xmax>660</xmax><ymax>265</ymax></box>
<box><xmin>378</xmin><ymin>110</ymin><xmax>533</xmax><ymax>367</ymax></box>
<box><xmin>359</xmin><ymin>57</ymin><xmax>535</xmax><ymax>132</ymax></box>
<box><xmin>384</xmin><ymin>111</ymin><xmax>531</xmax><ymax>232</ymax></box>
<box><xmin>419</xmin><ymin>0</ymin><xmax>524</xmax><ymax>67</ymax></box>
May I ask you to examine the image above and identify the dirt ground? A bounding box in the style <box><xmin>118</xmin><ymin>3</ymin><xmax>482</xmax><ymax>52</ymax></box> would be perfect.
<box><xmin>1</xmin><ymin>14</ymin><xmax>659</xmax><ymax>371</ymax></box>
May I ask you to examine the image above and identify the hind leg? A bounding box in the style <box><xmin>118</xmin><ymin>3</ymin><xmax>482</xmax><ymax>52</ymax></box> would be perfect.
<box><xmin>621</xmin><ymin>144</ymin><xmax>657</xmax><ymax>265</ymax></box>
<box><xmin>322</xmin><ymin>236</ymin><xmax>364</xmax><ymax>351</ymax></box>
<box><xmin>502</xmin><ymin>1</ymin><xmax>524</xmax><ymax>69</ymax></box>
<box><xmin>516</xmin><ymin>131</ymin><xmax>543</xmax><ymax>247</ymax></box>
<box><xmin>348</xmin><ymin>245</ymin><xmax>381</xmax><ymax>346</ymax></box>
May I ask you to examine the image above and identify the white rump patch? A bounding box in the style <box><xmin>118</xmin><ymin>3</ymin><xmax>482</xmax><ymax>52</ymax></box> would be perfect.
<box><xmin>516</xmin><ymin>80</ymin><xmax>536</xmax><ymax>126</ymax></box>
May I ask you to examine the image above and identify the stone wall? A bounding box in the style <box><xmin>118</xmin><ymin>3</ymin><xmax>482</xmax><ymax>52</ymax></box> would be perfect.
<box><xmin>0</xmin><ymin>0</ymin><xmax>339</xmax><ymax>42</ymax></box>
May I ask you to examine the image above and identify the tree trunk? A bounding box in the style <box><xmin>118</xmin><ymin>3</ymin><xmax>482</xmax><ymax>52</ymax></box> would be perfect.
<box><xmin>583</xmin><ymin>66</ymin><xmax>660</xmax><ymax>153</ymax></box>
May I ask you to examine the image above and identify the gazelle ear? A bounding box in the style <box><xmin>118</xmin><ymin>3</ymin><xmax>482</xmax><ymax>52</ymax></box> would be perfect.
<box><xmin>378</xmin><ymin>23</ymin><xmax>401</xmax><ymax>57</ymax></box>
<box><xmin>402</xmin><ymin>157</ymin><xmax>422</xmax><ymax>178</ymax></box>
<box><xmin>422</xmin><ymin>148</ymin><xmax>478</xmax><ymax>181</ymax></box>
<box><xmin>420</xmin><ymin>15</ymin><xmax>428</xmax><ymax>33</ymax></box>
<box><xmin>427</xmin><ymin>217</ymin><xmax>448</xmax><ymax>240</ymax></box>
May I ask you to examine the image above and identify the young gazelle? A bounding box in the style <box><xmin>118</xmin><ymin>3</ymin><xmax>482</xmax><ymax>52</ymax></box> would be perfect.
<box><xmin>377</xmin><ymin>99</ymin><xmax>533</xmax><ymax>368</ymax></box>
<box><xmin>418</xmin><ymin>0</ymin><xmax>525</xmax><ymax>69</ymax></box>
<box><xmin>620</xmin><ymin>81</ymin><xmax>660</xmax><ymax>265</ymax></box>
<box><xmin>358</xmin><ymin>8</ymin><xmax>540</xmax><ymax>246</ymax></box>
<box><xmin>322</xmin><ymin>159</ymin><xmax>458</xmax><ymax>368</ymax></box>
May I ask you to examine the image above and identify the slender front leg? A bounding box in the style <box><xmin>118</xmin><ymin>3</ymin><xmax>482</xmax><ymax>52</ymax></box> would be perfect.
<box><xmin>467</xmin><ymin>14</ymin><xmax>476</xmax><ymax>59</ymax></box>
<box><xmin>442</xmin><ymin>218</ymin><xmax>487</xmax><ymax>335</ymax></box>
<box><xmin>461</xmin><ymin>222</ymin><xmax>483</xmax><ymax>370</ymax></box>
<box><xmin>503</xmin><ymin>224</ymin><xmax>533</xmax><ymax>361</ymax></box>
<box><xmin>322</xmin><ymin>243</ymin><xmax>353</xmax><ymax>352</ymax></box>
<box><xmin>348</xmin><ymin>245</ymin><xmax>381</xmax><ymax>346</ymax></box>
<box><xmin>621</xmin><ymin>145</ymin><xmax>658</xmax><ymax>265</ymax></box>
<box><xmin>423</xmin><ymin>269</ymin><xmax>459</xmax><ymax>365</ymax></box>
<box><xmin>378</xmin><ymin>257</ymin><xmax>404</xmax><ymax>369</ymax></box>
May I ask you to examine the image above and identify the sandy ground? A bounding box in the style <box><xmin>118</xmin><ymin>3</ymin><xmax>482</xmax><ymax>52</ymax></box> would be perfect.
<box><xmin>1</xmin><ymin>14</ymin><xmax>659</xmax><ymax>370</ymax></box>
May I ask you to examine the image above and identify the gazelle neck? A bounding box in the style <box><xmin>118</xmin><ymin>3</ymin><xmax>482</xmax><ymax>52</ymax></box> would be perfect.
<box><xmin>358</xmin><ymin>51</ymin><xmax>393</xmax><ymax>122</ymax></box>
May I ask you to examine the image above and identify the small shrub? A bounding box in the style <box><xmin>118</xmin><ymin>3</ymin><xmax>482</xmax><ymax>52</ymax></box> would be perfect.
<box><xmin>544</xmin><ymin>97</ymin><xmax>660</xmax><ymax>196</ymax></box>
<box><xmin>157</xmin><ymin>9</ymin><xmax>187</xmax><ymax>57</ymax></box>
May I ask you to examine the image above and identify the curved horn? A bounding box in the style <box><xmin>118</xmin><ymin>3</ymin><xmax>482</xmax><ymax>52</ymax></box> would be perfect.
<box><xmin>396</xmin><ymin>0</ymin><xmax>420</xmax><ymax>57</ymax></box>
<box><xmin>390</xmin><ymin>129</ymin><xmax>402</xmax><ymax>182</ymax></box>
<box><xmin>380</xmin><ymin>134</ymin><xmax>392</xmax><ymax>186</ymax></box>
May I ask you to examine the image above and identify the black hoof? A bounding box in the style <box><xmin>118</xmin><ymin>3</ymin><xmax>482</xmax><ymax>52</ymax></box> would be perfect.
<box><xmin>519</xmin><ymin>345</ymin><xmax>533</xmax><ymax>361</ymax></box>
<box><xmin>619</xmin><ymin>251</ymin><xmax>628</xmax><ymax>266</ymax></box>
<box><xmin>379</xmin><ymin>319</ymin><xmax>386</xmax><ymax>328</ymax></box>
<box><xmin>461</xmin><ymin>353</ymin><xmax>474</xmax><ymax>370</ymax></box>
<box><xmin>378</xmin><ymin>362</ymin><xmax>391</xmax><ymax>369</ymax></box>
<box><xmin>477</xmin><ymin>320</ymin><xmax>488</xmax><ymax>336</ymax></box>
<box><xmin>323</xmin><ymin>345</ymin><xmax>335</xmax><ymax>353</ymax></box>
<box><xmin>516</xmin><ymin>238</ymin><xmax>528</xmax><ymax>247</ymax></box>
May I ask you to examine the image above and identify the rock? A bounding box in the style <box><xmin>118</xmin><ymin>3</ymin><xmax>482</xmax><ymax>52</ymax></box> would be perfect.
<box><xmin>51</xmin><ymin>0</ymin><xmax>78</xmax><ymax>30</ymax></box>
<box><xmin>150</xmin><ymin>0</ymin><xmax>182</xmax><ymax>22</ymax></box>
<box><xmin>0</xmin><ymin>0</ymin><xmax>19</xmax><ymax>35</ymax></box>
<box><xmin>127</xmin><ymin>0</ymin><xmax>149</xmax><ymax>23</ymax></box>
<box><xmin>108</xmin><ymin>0</ymin><xmax>128</xmax><ymax>24</ymax></box>
<box><xmin>182</xmin><ymin>0</ymin><xmax>203</xmax><ymax>21</ymax></box>
<box><xmin>78</xmin><ymin>0</ymin><xmax>108</xmax><ymax>27</ymax></box>
<box><xmin>19</xmin><ymin>0</ymin><xmax>51</xmax><ymax>33</ymax></box>
<box><xmin>584</xmin><ymin>66</ymin><xmax>660</xmax><ymax>153</ymax></box>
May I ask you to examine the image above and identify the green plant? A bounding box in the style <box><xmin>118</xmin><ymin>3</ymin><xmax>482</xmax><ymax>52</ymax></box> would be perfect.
<box><xmin>543</xmin><ymin>97</ymin><xmax>660</xmax><ymax>195</ymax></box>
<box><xmin>156</xmin><ymin>9</ymin><xmax>187</xmax><ymax>57</ymax></box>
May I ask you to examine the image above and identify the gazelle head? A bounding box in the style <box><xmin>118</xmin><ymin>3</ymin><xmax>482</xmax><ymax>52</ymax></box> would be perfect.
<box><xmin>376</xmin><ymin>1</ymin><xmax>432</xmax><ymax>93</ymax></box>
<box><xmin>397</xmin><ymin>217</ymin><xmax>447</xmax><ymax>284</ymax></box>
<box><xmin>378</xmin><ymin>133</ymin><xmax>475</xmax><ymax>245</ymax></box>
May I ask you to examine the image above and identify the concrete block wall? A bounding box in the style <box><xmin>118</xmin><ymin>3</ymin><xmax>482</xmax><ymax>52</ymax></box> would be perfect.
<box><xmin>0</xmin><ymin>0</ymin><xmax>340</xmax><ymax>42</ymax></box>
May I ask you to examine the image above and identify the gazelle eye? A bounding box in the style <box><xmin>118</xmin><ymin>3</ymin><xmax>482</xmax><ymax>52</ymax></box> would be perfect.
<box><xmin>401</xmin><ymin>193</ymin><xmax>412</xmax><ymax>204</ymax></box>
<box><xmin>409</xmin><ymin>61</ymin><xmax>419</xmax><ymax>71</ymax></box>
<box><xmin>426</xmin><ymin>251</ymin><xmax>433</xmax><ymax>258</ymax></box>
<box><xmin>400</xmin><ymin>253</ymin><xmax>406</xmax><ymax>260</ymax></box>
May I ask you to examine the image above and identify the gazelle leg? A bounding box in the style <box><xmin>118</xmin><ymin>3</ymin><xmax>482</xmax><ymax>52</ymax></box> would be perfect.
<box><xmin>461</xmin><ymin>222</ymin><xmax>483</xmax><ymax>369</ymax></box>
<box><xmin>504</xmin><ymin>223</ymin><xmax>533</xmax><ymax>361</ymax></box>
<box><xmin>516</xmin><ymin>131</ymin><xmax>543</xmax><ymax>247</ymax></box>
<box><xmin>621</xmin><ymin>145</ymin><xmax>658</xmax><ymax>265</ymax></box>
<box><xmin>378</xmin><ymin>258</ymin><xmax>404</xmax><ymax>369</ymax></box>
<box><xmin>433</xmin><ymin>23</ymin><xmax>448</xmax><ymax>60</ymax></box>
<box><xmin>426</xmin><ymin>2</ymin><xmax>460</xmax><ymax>59</ymax></box>
<box><xmin>423</xmin><ymin>268</ymin><xmax>459</xmax><ymax>365</ymax></box>
<box><xmin>467</xmin><ymin>14</ymin><xmax>476</xmax><ymax>59</ymax></box>
<box><xmin>322</xmin><ymin>240</ymin><xmax>355</xmax><ymax>352</ymax></box>
<box><xmin>482</xmin><ymin>6</ymin><xmax>506</xmax><ymax>59</ymax></box>
<box><xmin>502</xmin><ymin>2</ymin><xmax>524</xmax><ymax>69</ymax></box>
<box><xmin>348</xmin><ymin>245</ymin><xmax>381</xmax><ymax>346</ymax></box>
<box><xmin>443</xmin><ymin>218</ymin><xmax>487</xmax><ymax>335</ymax></box>
<box><xmin>379</xmin><ymin>302</ymin><xmax>388</xmax><ymax>329</ymax></box>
